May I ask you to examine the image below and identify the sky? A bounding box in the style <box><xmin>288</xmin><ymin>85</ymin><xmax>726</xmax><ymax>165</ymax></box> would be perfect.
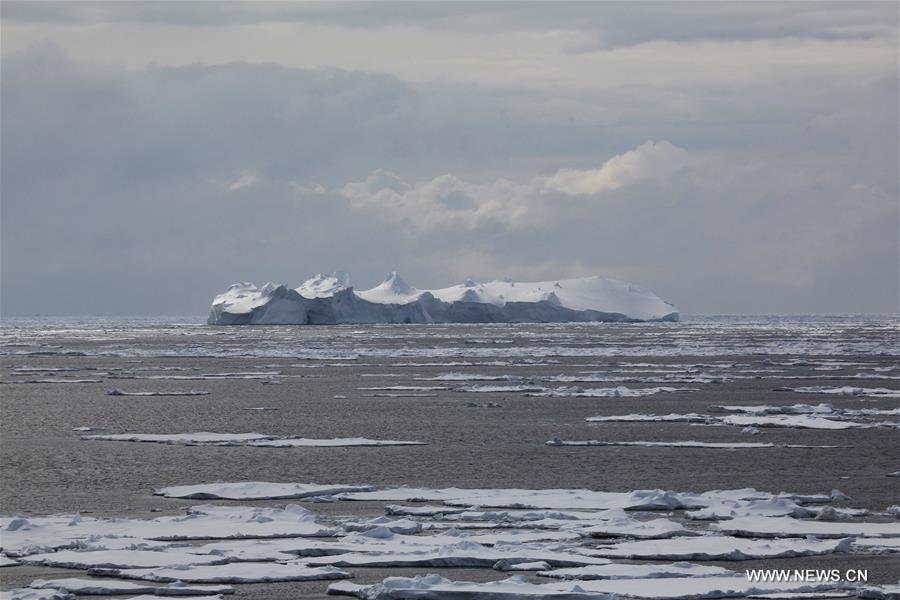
<box><xmin>1</xmin><ymin>1</ymin><xmax>898</xmax><ymax>316</ymax></box>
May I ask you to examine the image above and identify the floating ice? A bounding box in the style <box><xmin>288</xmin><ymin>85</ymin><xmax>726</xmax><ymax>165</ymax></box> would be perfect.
<box><xmin>0</xmin><ymin>554</ymin><xmax>19</xmax><ymax>567</ymax></box>
<box><xmin>248</xmin><ymin>438</ymin><xmax>426</xmax><ymax>448</ymax></box>
<box><xmin>537</xmin><ymin>562</ymin><xmax>734</xmax><ymax>580</ymax></box>
<box><xmin>527</xmin><ymin>386</ymin><xmax>692</xmax><ymax>398</ymax></box>
<box><xmin>0</xmin><ymin>590</ymin><xmax>73</xmax><ymax>600</ymax></box>
<box><xmin>208</xmin><ymin>274</ymin><xmax>680</xmax><ymax>324</ymax></box>
<box><xmin>83</xmin><ymin>432</ymin><xmax>272</xmax><ymax>445</ymax></box>
<box><xmin>714</xmin><ymin>516</ymin><xmax>899</xmax><ymax>538</ymax></box>
<box><xmin>94</xmin><ymin>561</ymin><xmax>350</xmax><ymax>583</ymax></box>
<box><xmin>581</xmin><ymin>512</ymin><xmax>696</xmax><ymax>539</ymax></box>
<box><xmin>546</xmin><ymin>439</ymin><xmax>847</xmax><ymax>449</ymax></box>
<box><xmin>154</xmin><ymin>482</ymin><xmax>373</xmax><ymax>500</ymax></box>
<box><xmin>84</xmin><ymin>433</ymin><xmax>423</xmax><ymax>448</ymax></box>
<box><xmin>707</xmin><ymin>404</ymin><xmax>834</xmax><ymax>415</ymax></box>
<box><xmin>777</xmin><ymin>386</ymin><xmax>900</xmax><ymax>398</ymax></box>
<box><xmin>106</xmin><ymin>389</ymin><xmax>210</xmax><ymax>396</ymax></box>
<box><xmin>28</xmin><ymin>578</ymin><xmax>233</xmax><ymax>596</ymax></box>
<box><xmin>588</xmin><ymin>535</ymin><xmax>851</xmax><ymax>560</ymax></box>
<box><xmin>21</xmin><ymin>549</ymin><xmax>227</xmax><ymax>569</ymax></box>
<box><xmin>585</xmin><ymin>413</ymin><xmax>709</xmax><ymax>423</ymax></box>
<box><xmin>304</xmin><ymin>540</ymin><xmax>611</xmax><ymax>569</ymax></box>
<box><xmin>328</xmin><ymin>573</ymin><xmax>852</xmax><ymax>599</ymax></box>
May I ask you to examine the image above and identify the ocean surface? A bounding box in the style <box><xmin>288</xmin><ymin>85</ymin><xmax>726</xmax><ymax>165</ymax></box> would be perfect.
<box><xmin>1</xmin><ymin>315</ymin><xmax>898</xmax><ymax>597</ymax></box>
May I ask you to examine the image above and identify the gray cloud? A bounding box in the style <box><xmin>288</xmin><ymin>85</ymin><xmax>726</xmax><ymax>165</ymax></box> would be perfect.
<box><xmin>2</xmin><ymin>1</ymin><xmax>895</xmax><ymax>48</ymax></box>
<box><xmin>1</xmin><ymin>4</ymin><xmax>897</xmax><ymax>316</ymax></box>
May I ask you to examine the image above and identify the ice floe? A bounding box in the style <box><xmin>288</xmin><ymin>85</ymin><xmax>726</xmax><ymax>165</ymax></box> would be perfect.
<box><xmin>537</xmin><ymin>562</ymin><xmax>734</xmax><ymax>580</ymax></box>
<box><xmin>777</xmin><ymin>386</ymin><xmax>900</xmax><ymax>398</ymax></box>
<box><xmin>93</xmin><ymin>561</ymin><xmax>350</xmax><ymax>583</ymax></box>
<box><xmin>83</xmin><ymin>433</ymin><xmax>424</xmax><ymax>448</ymax></box>
<box><xmin>714</xmin><ymin>516</ymin><xmax>899</xmax><ymax>538</ymax></box>
<box><xmin>106</xmin><ymin>389</ymin><xmax>210</xmax><ymax>396</ymax></box>
<box><xmin>328</xmin><ymin>573</ymin><xmax>855</xmax><ymax>599</ymax></box>
<box><xmin>155</xmin><ymin>482</ymin><xmax>373</xmax><ymax>500</ymax></box>
<box><xmin>544</xmin><ymin>439</ymin><xmax>840</xmax><ymax>449</ymax></box>
<box><xmin>28</xmin><ymin>579</ymin><xmax>233</xmax><ymax>596</ymax></box>
<box><xmin>588</xmin><ymin>536</ymin><xmax>851</xmax><ymax>560</ymax></box>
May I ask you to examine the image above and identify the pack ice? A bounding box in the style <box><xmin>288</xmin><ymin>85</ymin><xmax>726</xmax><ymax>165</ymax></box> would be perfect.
<box><xmin>207</xmin><ymin>272</ymin><xmax>679</xmax><ymax>324</ymax></box>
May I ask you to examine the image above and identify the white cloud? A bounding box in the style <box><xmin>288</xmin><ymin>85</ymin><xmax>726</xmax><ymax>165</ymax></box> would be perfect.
<box><xmin>543</xmin><ymin>140</ymin><xmax>691</xmax><ymax>195</ymax></box>
<box><xmin>227</xmin><ymin>171</ymin><xmax>258</xmax><ymax>191</ymax></box>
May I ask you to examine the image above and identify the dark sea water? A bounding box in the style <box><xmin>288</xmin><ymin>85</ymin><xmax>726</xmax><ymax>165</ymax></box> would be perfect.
<box><xmin>1</xmin><ymin>315</ymin><xmax>898</xmax><ymax>597</ymax></box>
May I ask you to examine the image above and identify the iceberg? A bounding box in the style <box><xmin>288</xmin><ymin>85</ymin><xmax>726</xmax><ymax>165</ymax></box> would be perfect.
<box><xmin>207</xmin><ymin>273</ymin><xmax>679</xmax><ymax>325</ymax></box>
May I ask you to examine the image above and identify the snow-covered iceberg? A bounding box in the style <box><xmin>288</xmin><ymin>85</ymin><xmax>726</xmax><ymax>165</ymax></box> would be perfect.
<box><xmin>207</xmin><ymin>272</ymin><xmax>679</xmax><ymax>325</ymax></box>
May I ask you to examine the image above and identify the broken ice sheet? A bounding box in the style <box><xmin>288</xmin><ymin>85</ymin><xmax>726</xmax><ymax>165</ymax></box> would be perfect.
<box><xmin>154</xmin><ymin>482</ymin><xmax>373</xmax><ymax>500</ymax></box>
<box><xmin>304</xmin><ymin>540</ymin><xmax>612</xmax><ymax>568</ymax></box>
<box><xmin>586</xmin><ymin>535</ymin><xmax>851</xmax><ymax>560</ymax></box>
<box><xmin>20</xmin><ymin>549</ymin><xmax>228</xmax><ymax>569</ymax></box>
<box><xmin>713</xmin><ymin>516</ymin><xmax>899</xmax><ymax>538</ymax></box>
<box><xmin>248</xmin><ymin>437</ymin><xmax>425</xmax><ymax>448</ymax></box>
<box><xmin>585</xmin><ymin>413</ymin><xmax>709</xmax><ymax>423</ymax></box>
<box><xmin>0</xmin><ymin>590</ymin><xmax>73</xmax><ymax>600</ymax></box>
<box><xmin>94</xmin><ymin>561</ymin><xmax>350</xmax><ymax>583</ymax></box>
<box><xmin>0</xmin><ymin>554</ymin><xmax>19</xmax><ymax>567</ymax></box>
<box><xmin>327</xmin><ymin>573</ymin><xmax>854</xmax><ymax>599</ymax></box>
<box><xmin>106</xmin><ymin>389</ymin><xmax>209</xmax><ymax>396</ymax></box>
<box><xmin>29</xmin><ymin>578</ymin><xmax>233</xmax><ymax>596</ymax></box>
<box><xmin>581</xmin><ymin>511</ymin><xmax>697</xmax><ymax>539</ymax></box>
<box><xmin>1</xmin><ymin>504</ymin><xmax>337</xmax><ymax>556</ymax></box>
<box><xmin>546</xmin><ymin>440</ymin><xmax>845</xmax><ymax>449</ymax></box>
<box><xmin>707</xmin><ymin>403</ymin><xmax>834</xmax><ymax>415</ymax></box>
<box><xmin>83</xmin><ymin>432</ymin><xmax>273</xmax><ymax>445</ymax></box>
<box><xmin>778</xmin><ymin>386</ymin><xmax>900</xmax><ymax>398</ymax></box>
<box><xmin>537</xmin><ymin>562</ymin><xmax>735</xmax><ymax>580</ymax></box>
<box><xmin>527</xmin><ymin>386</ymin><xmax>695</xmax><ymax>398</ymax></box>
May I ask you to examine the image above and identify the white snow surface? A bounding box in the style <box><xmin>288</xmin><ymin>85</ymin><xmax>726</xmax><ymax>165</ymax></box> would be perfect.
<box><xmin>84</xmin><ymin>433</ymin><xmax>423</xmax><ymax>448</ymax></box>
<box><xmin>28</xmin><ymin>579</ymin><xmax>233</xmax><ymax>596</ymax></box>
<box><xmin>328</xmin><ymin>573</ymin><xmax>855</xmax><ymax>599</ymax></box>
<box><xmin>208</xmin><ymin>273</ymin><xmax>679</xmax><ymax>324</ymax></box>
<box><xmin>99</xmin><ymin>561</ymin><xmax>350</xmax><ymax>583</ymax></box>
<box><xmin>154</xmin><ymin>482</ymin><xmax>373</xmax><ymax>500</ymax></box>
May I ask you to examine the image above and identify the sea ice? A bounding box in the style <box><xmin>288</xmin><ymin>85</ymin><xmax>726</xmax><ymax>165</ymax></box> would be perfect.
<box><xmin>95</xmin><ymin>561</ymin><xmax>350</xmax><ymax>583</ymax></box>
<box><xmin>106</xmin><ymin>389</ymin><xmax>210</xmax><ymax>396</ymax></box>
<box><xmin>83</xmin><ymin>433</ymin><xmax>273</xmax><ymax>445</ymax></box>
<box><xmin>20</xmin><ymin>549</ymin><xmax>227</xmax><ymax>569</ymax></box>
<box><xmin>328</xmin><ymin>573</ymin><xmax>853</xmax><ymax>599</ymax></box>
<box><xmin>537</xmin><ymin>562</ymin><xmax>734</xmax><ymax>580</ymax></box>
<box><xmin>154</xmin><ymin>482</ymin><xmax>373</xmax><ymax>500</ymax></box>
<box><xmin>587</xmin><ymin>535</ymin><xmax>851</xmax><ymax>560</ymax></box>
<box><xmin>28</xmin><ymin>579</ymin><xmax>233</xmax><ymax>596</ymax></box>
<box><xmin>714</xmin><ymin>516</ymin><xmax>899</xmax><ymax>538</ymax></box>
<box><xmin>777</xmin><ymin>386</ymin><xmax>900</xmax><ymax>398</ymax></box>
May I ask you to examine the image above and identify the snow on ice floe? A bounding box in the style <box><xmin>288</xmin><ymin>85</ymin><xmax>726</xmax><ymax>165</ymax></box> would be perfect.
<box><xmin>713</xmin><ymin>516</ymin><xmax>899</xmax><ymax>538</ymax></box>
<box><xmin>1</xmin><ymin>505</ymin><xmax>337</xmax><ymax>556</ymax></box>
<box><xmin>207</xmin><ymin>273</ymin><xmax>679</xmax><ymax>325</ymax></box>
<box><xmin>544</xmin><ymin>439</ymin><xmax>844</xmax><ymax>450</ymax></box>
<box><xmin>303</xmin><ymin>540</ymin><xmax>612</xmax><ymax>569</ymax></box>
<box><xmin>526</xmin><ymin>386</ymin><xmax>693</xmax><ymax>398</ymax></box>
<box><xmin>20</xmin><ymin>549</ymin><xmax>227</xmax><ymax>569</ymax></box>
<box><xmin>537</xmin><ymin>562</ymin><xmax>734</xmax><ymax>580</ymax></box>
<box><xmin>338</xmin><ymin>486</ymin><xmax>823</xmax><ymax>512</ymax></box>
<box><xmin>588</xmin><ymin>536</ymin><xmax>852</xmax><ymax>560</ymax></box>
<box><xmin>155</xmin><ymin>482</ymin><xmax>373</xmax><ymax>500</ymax></box>
<box><xmin>83</xmin><ymin>432</ymin><xmax>272</xmax><ymax>445</ymax></box>
<box><xmin>583</xmin><ymin>412</ymin><xmax>879</xmax><ymax>431</ymax></box>
<box><xmin>327</xmin><ymin>573</ymin><xmax>857</xmax><ymax>599</ymax></box>
<box><xmin>83</xmin><ymin>433</ymin><xmax>424</xmax><ymax>447</ymax></box>
<box><xmin>0</xmin><ymin>590</ymin><xmax>73</xmax><ymax>600</ymax></box>
<box><xmin>93</xmin><ymin>561</ymin><xmax>350</xmax><ymax>583</ymax></box>
<box><xmin>707</xmin><ymin>404</ymin><xmax>835</xmax><ymax>415</ymax></box>
<box><xmin>777</xmin><ymin>386</ymin><xmax>900</xmax><ymax>398</ymax></box>
<box><xmin>106</xmin><ymin>389</ymin><xmax>210</xmax><ymax>396</ymax></box>
<box><xmin>0</xmin><ymin>554</ymin><xmax>20</xmax><ymax>567</ymax></box>
<box><xmin>29</xmin><ymin>579</ymin><xmax>233</xmax><ymax>596</ymax></box>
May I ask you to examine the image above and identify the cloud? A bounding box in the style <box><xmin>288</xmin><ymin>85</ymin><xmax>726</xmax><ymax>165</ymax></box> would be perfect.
<box><xmin>0</xmin><ymin>41</ymin><xmax>896</xmax><ymax>315</ymax></box>
<box><xmin>543</xmin><ymin>141</ymin><xmax>691</xmax><ymax>195</ymax></box>
<box><xmin>227</xmin><ymin>172</ymin><xmax>258</xmax><ymax>191</ymax></box>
